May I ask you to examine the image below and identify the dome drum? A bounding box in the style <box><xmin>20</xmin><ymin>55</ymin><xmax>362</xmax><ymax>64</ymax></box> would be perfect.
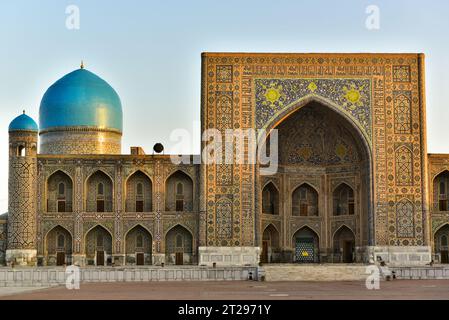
<box><xmin>38</xmin><ymin>68</ymin><xmax>123</xmax><ymax>155</ymax></box>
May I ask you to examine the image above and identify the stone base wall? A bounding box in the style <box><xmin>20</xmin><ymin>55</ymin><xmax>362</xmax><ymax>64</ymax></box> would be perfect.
<box><xmin>367</xmin><ymin>246</ymin><xmax>432</xmax><ymax>266</ymax></box>
<box><xmin>0</xmin><ymin>266</ymin><xmax>258</xmax><ymax>287</ymax></box>
<box><xmin>199</xmin><ymin>246</ymin><xmax>261</xmax><ymax>266</ymax></box>
<box><xmin>391</xmin><ymin>266</ymin><xmax>449</xmax><ymax>279</ymax></box>
<box><xmin>6</xmin><ymin>249</ymin><xmax>37</xmax><ymax>266</ymax></box>
<box><xmin>262</xmin><ymin>264</ymin><xmax>369</xmax><ymax>281</ymax></box>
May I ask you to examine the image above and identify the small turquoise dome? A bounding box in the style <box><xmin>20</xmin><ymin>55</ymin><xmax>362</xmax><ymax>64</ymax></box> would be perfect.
<box><xmin>39</xmin><ymin>68</ymin><xmax>123</xmax><ymax>132</ymax></box>
<box><xmin>9</xmin><ymin>112</ymin><xmax>38</xmax><ymax>132</ymax></box>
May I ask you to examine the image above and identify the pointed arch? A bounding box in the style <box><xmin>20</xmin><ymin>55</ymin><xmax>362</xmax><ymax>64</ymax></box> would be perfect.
<box><xmin>258</xmin><ymin>94</ymin><xmax>372</xmax><ymax>153</ymax></box>
<box><xmin>333</xmin><ymin>183</ymin><xmax>355</xmax><ymax>216</ymax></box>
<box><xmin>262</xmin><ymin>224</ymin><xmax>280</xmax><ymax>248</ymax></box>
<box><xmin>165</xmin><ymin>170</ymin><xmax>194</xmax><ymax>212</ymax></box>
<box><xmin>261</xmin><ymin>223</ymin><xmax>280</xmax><ymax>264</ymax></box>
<box><xmin>125</xmin><ymin>224</ymin><xmax>153</xmax><ymax>265</ymax></box>
<box><xmin>333</xmin><ymin>225</ymin><xmax>356</xmax><ymax>263</ymax></box>
<box><xmin>85</xmin><ymin>170</ymin><xmax>114</xmax><ymax>212</ymax></box>
<box><xmin>258</xmin><ymin>96</ymin><xmax>374</xmax><ymax>246</ymax></box>
<box><xmin>292</xmin><ymin>183</ymin><xmax>319</xmax><ymax>217</ymax></box>
<box><xmin>262</xmin><ymin>182</ymin><xmax>280</xmax><ymax>215</ymax></box>
<box><xmin>433</xmin><ymin>170</ymin><xmax>449</xmax><ymax>212</ymax></box>
<box><xmin>435</xmin><ymin>223</ymin><xmax>449</xmax><ymax>263</ymax></box>
<box><xmin>45</xmin><ymin>225</ymin><xmax>73</xmax><ymax>266</ymax></box>
<box><xmin>84</xmin><ymin>224</ymin><xmax>113</xmax><ymax>266</ymax></box>
<box><xmin>125</xmin><ymin>170</ymin><xmax>153</xmax><ymax>212</ymax></box>
<box><xmin>292</xmin><ymin>226</ymin><xmax>320</xmax><ymax>263</ymax></box>
<box><xmin>165</xmin><ymin>224</ymin><xmax>194</xmax><ymax>265</ymax></box>
<box><xmin>46</xmin><ymin>170</ymin><xmax>74</xmax><ymax>212</ymax></box>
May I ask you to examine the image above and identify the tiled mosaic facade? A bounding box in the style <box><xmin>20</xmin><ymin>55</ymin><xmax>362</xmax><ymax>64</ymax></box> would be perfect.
<box><xmin>201</xmin><ymin>53</ymin><xmax>427</xmax><ymax>255</ymax></box>
<box><xmin>39</xmin><ymin>128</ymin><xmax>122</xmax><ymax>155</ymax></box>
<box><xmin>31</xmin><ymin>155</ymin><xmax>200</xmax><ymax>266</ymax></box>
<box><xmin>5</xmin><ymin>52</ymin><xmax>445</xmax><ymax>266</ymax></box>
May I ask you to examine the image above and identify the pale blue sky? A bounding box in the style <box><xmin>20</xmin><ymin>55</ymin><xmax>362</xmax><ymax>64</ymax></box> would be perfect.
<box><xmin>0</xmin><ymin>0</ymin><xmax>448</xmax><ymax>212</ymax></box>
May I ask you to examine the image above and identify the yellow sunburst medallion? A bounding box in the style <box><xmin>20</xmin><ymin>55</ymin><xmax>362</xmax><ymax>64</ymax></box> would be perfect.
<box><xmin>264</xmin><ymin>87</ymin><xmax>281</xmax><ymax>104</ymax></box>
<box><xmin>335</xmin><ymin>143</ymin><xmax>347</xmax><ymax>158</ymax></box>
<box><xmin>307</xmin><ymin>81</ymin><xmax>318</xmax><ymax>93</ymax></box>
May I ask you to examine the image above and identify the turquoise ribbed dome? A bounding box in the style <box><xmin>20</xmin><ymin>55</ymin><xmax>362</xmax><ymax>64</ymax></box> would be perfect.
<box><xmin>39</xmin><ymin>68</ymin><xmax>123</xmax><ymax>132</ymax></box>
<box><xmin>9</xmin><ymin>112</ymin><xmax>38</xmax><ymax>132</ymax></box>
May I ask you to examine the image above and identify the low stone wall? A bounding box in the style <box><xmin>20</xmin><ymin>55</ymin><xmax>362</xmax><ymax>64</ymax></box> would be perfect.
<box><xmin>0</xmin><ymin>266</ymin><xmax>258</xmax><ymax>287</ymax></box>
<box><xmin>391</xmin><ymin>266</ymin><xmax>449</xmax><ymax>280</ymax></box>
<box><xmin>262</xmin><ymin>264</ymin><xmax>369</xmax><ymax>281</ymax></box>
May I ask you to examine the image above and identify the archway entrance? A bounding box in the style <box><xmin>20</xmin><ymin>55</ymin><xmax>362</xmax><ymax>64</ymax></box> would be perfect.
<box><xmin>259</xmin><ymin>100</ymin><xmax>371</xmax><ymax>263</ymax></box>
<box><xmin>45</xmin><ymin>225</ymin><xmax>72</xmax><ymax>266</ymax></box>
<box><xmin>435</xmin><ymin>225</ymin><xmax>449</xmax><ymax>263</ymax></box>
<box><xmin>125</xmin><ymin>225</ymin><xmax>153</xmax><ymax>265</ymax></box>
<box><xmin>293</xmin><ymin>227</ymin><xmax>319</xmax><ymax>263</ymax></box>
<box><xmin>165</xmin><ymin>225</ymin><xmax>193</xmax><ymax>265</ymax></box>
<box><xmin>261</xmin><ymin>224</ymin><xmax>280</xmax><ymax>263</ymax></box>
<box><xmin>333</xmin><ymin>225</ymin><xmax>356</xmax><ymax>263</ymax></box>
<box><xmin>85</xmin><ymin>225</ymin><xmax>112</xmax><ymax>266</ymax></box>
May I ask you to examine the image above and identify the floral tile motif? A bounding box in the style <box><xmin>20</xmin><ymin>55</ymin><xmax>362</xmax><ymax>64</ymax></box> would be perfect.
<box><xmin>255</xmin><ymin>78</ymin><xmax>372</xmax><ymax>139</ymax></box>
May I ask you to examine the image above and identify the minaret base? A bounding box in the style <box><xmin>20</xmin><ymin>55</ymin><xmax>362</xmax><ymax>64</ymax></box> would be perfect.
<box><xmin>6</xmin><ymin>249</ymin><xmax>37</xmax><ymax>266</ymax></box>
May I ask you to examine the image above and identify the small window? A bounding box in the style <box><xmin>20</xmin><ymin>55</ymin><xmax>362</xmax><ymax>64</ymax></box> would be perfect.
<box><xmin>348</xmin><ymin>201</ymin><xmax>355</xmax><ymax>215</ymax></box>
<box><xmin>442</xmin><ymin>235</ymin><xmax>448</xmax><ymax>247</ymax></box>
<box><xmin>441</xmin><ymin>182</ymin><xmax>446</xmax><ymax>195</ymax></box>
<box><xmin>299</xmin><ymin>189</ymin><xmax>307</xmax><ymax>200</ymax></box>
<box><xmin>176</xmin><ymin>183</ymin><xmax>183</xmax><ymax>195</ymax></box>
<box><xmin>57</xmin><ymin>234</ymin><xmax>65</xmax><ymax>248</ymax></box>
<box><xmin>440</xmin><ymin>200</ymin><xmax>448</xmax><ymax>212</ymax></box>
<box><xmin>58</xmin><ymin>183</ymin><xmax>65</xmax><ymax>197</ymax></box>
<box><xmin>136</xmin><ymin>200</ymin><xmax>144</xmax><ymax>212</ymax></box>
<box><xmin>18</xmin><ymin>146</ymin><xmax>25</xmax><ymax>157</ymax></box>
<box><xmin>97</xmin><ymin>183</ymin><xmax>104</xmax><ymax>196</ymax></box>
<box><xmin>176</xmin><ymin>200</ymin><xmax>184</xmax><ymax>212</ymax></box>
<box><xmin>96</xmin><ymin>234</ymin><xmax>103</xmax><ymax>247</ymax></box>
<box><xmin>136</xmin><ymin>234</ymin><xmax>143</xmax><ymax>248</ymax></box>
<box><xmin>176</xmin><ymin>234</ymin><xmax>183</xmax><ymax>248</ymax></box>
<box><xmin>136</xmin><ymin>183</ymin><xmax>143</xmax><ymax>195</ymax></box>
<box><xmin>97</xmin><ymin>200</ymin><xmax>105</xmax><ymax>212</ymax></box>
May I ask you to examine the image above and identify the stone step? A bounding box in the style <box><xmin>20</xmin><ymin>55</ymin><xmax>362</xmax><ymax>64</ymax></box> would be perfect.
<box><xmin>262</xmin><ymin>264</ymin><xmax>370</xmax><ymax>281</ymax></box>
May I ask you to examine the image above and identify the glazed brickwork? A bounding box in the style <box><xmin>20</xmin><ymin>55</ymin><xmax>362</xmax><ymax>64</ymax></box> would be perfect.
<box><xmin>201</xmin><ymin>53</ymin><xmax>428</xmax><ymax>249</ymax></box>
<box><xmin>39</xmin><ymin>128</ymin><xmax>122</xmax><ymax>155</ymax></box>
<box><xmin>8</xmin><ymin>131</ymin><xmax>38</xmax><ymax>251</ymax></box>
<box><xmin>35</xmin><ymin>154</ymin><xmax>199</xmax><ymax>266</ymax></box>
<box><xmin>427</xmin><ymin>154</ymin><xmax>449</xmax><ymax>260</ymax></box>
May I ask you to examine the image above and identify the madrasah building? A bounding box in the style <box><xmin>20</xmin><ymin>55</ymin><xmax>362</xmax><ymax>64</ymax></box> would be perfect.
<box><xmin>2</xmin><ymin>53</ymin><xmax>449</xmax><ymax>267</ymax></box>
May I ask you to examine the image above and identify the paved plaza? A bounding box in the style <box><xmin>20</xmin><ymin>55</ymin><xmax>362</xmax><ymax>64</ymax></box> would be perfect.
<box><xmin>1</xmin><ymin>280</ymin><xmax>449</xmax><ymax>300</ymax></box>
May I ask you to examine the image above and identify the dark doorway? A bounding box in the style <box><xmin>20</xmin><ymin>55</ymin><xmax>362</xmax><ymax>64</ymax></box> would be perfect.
<box><xmin>136</xmin><ymin>253</ymin><xmax>144</xmax><ymax>265</ymax></box>
<box><xmin>96</xmin><ymin>251</ymin><xmax>105</xmax><ymax>266</ymax></box>
<box><xmin>97</xmin><ymin>200</ymin><xmax>105</xmax><ymax>212</ymax></box>
<box><xmin>442</xmin><ymin>250</ymin><xmax>449</xmax><ymax>264</ymax></box>
<box><xmin>175</xmin><ymin>252</ymin><xmax>183</xmax><ymax>265</ymax></box>
<box><xmin>56</xmin><ymin>252</ymin><xmax>65</xmax><ymax>266</ymax></box>
<box><xmin>176</xmin><ymin>200</ymin><xmax>184</xmax><ymax>212</ymax></box>
<box><xmin>57</xmin><ymin>200</ymin><xmax>66</xmax><ymax>213</ymax></box>
<box><xmin>261</xmin><ymin>240</ymin><xmax>269</xmax><ymax>263</ymax></box>
<box><xmin>136</xmin><ymin>200</ymin><xmax>144</xmax><ymax>212</ymax></box>
<box><xmin>343</xmin><ymin>241</ymin><xmax>354</xmax><ymax>263</ymax></box>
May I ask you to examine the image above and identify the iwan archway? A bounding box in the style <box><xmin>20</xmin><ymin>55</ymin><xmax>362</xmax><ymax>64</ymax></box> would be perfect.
<box><xmin>258</xmin><ymin>97</ymin><xmax>373</xmax><ymax>263</ymax></box>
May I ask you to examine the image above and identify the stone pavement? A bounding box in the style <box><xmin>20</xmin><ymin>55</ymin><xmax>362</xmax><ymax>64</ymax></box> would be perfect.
<box><xmin>2</xmin><ymin>280</ymin><xmax>449</xmax><ymax>300</ymax></box>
